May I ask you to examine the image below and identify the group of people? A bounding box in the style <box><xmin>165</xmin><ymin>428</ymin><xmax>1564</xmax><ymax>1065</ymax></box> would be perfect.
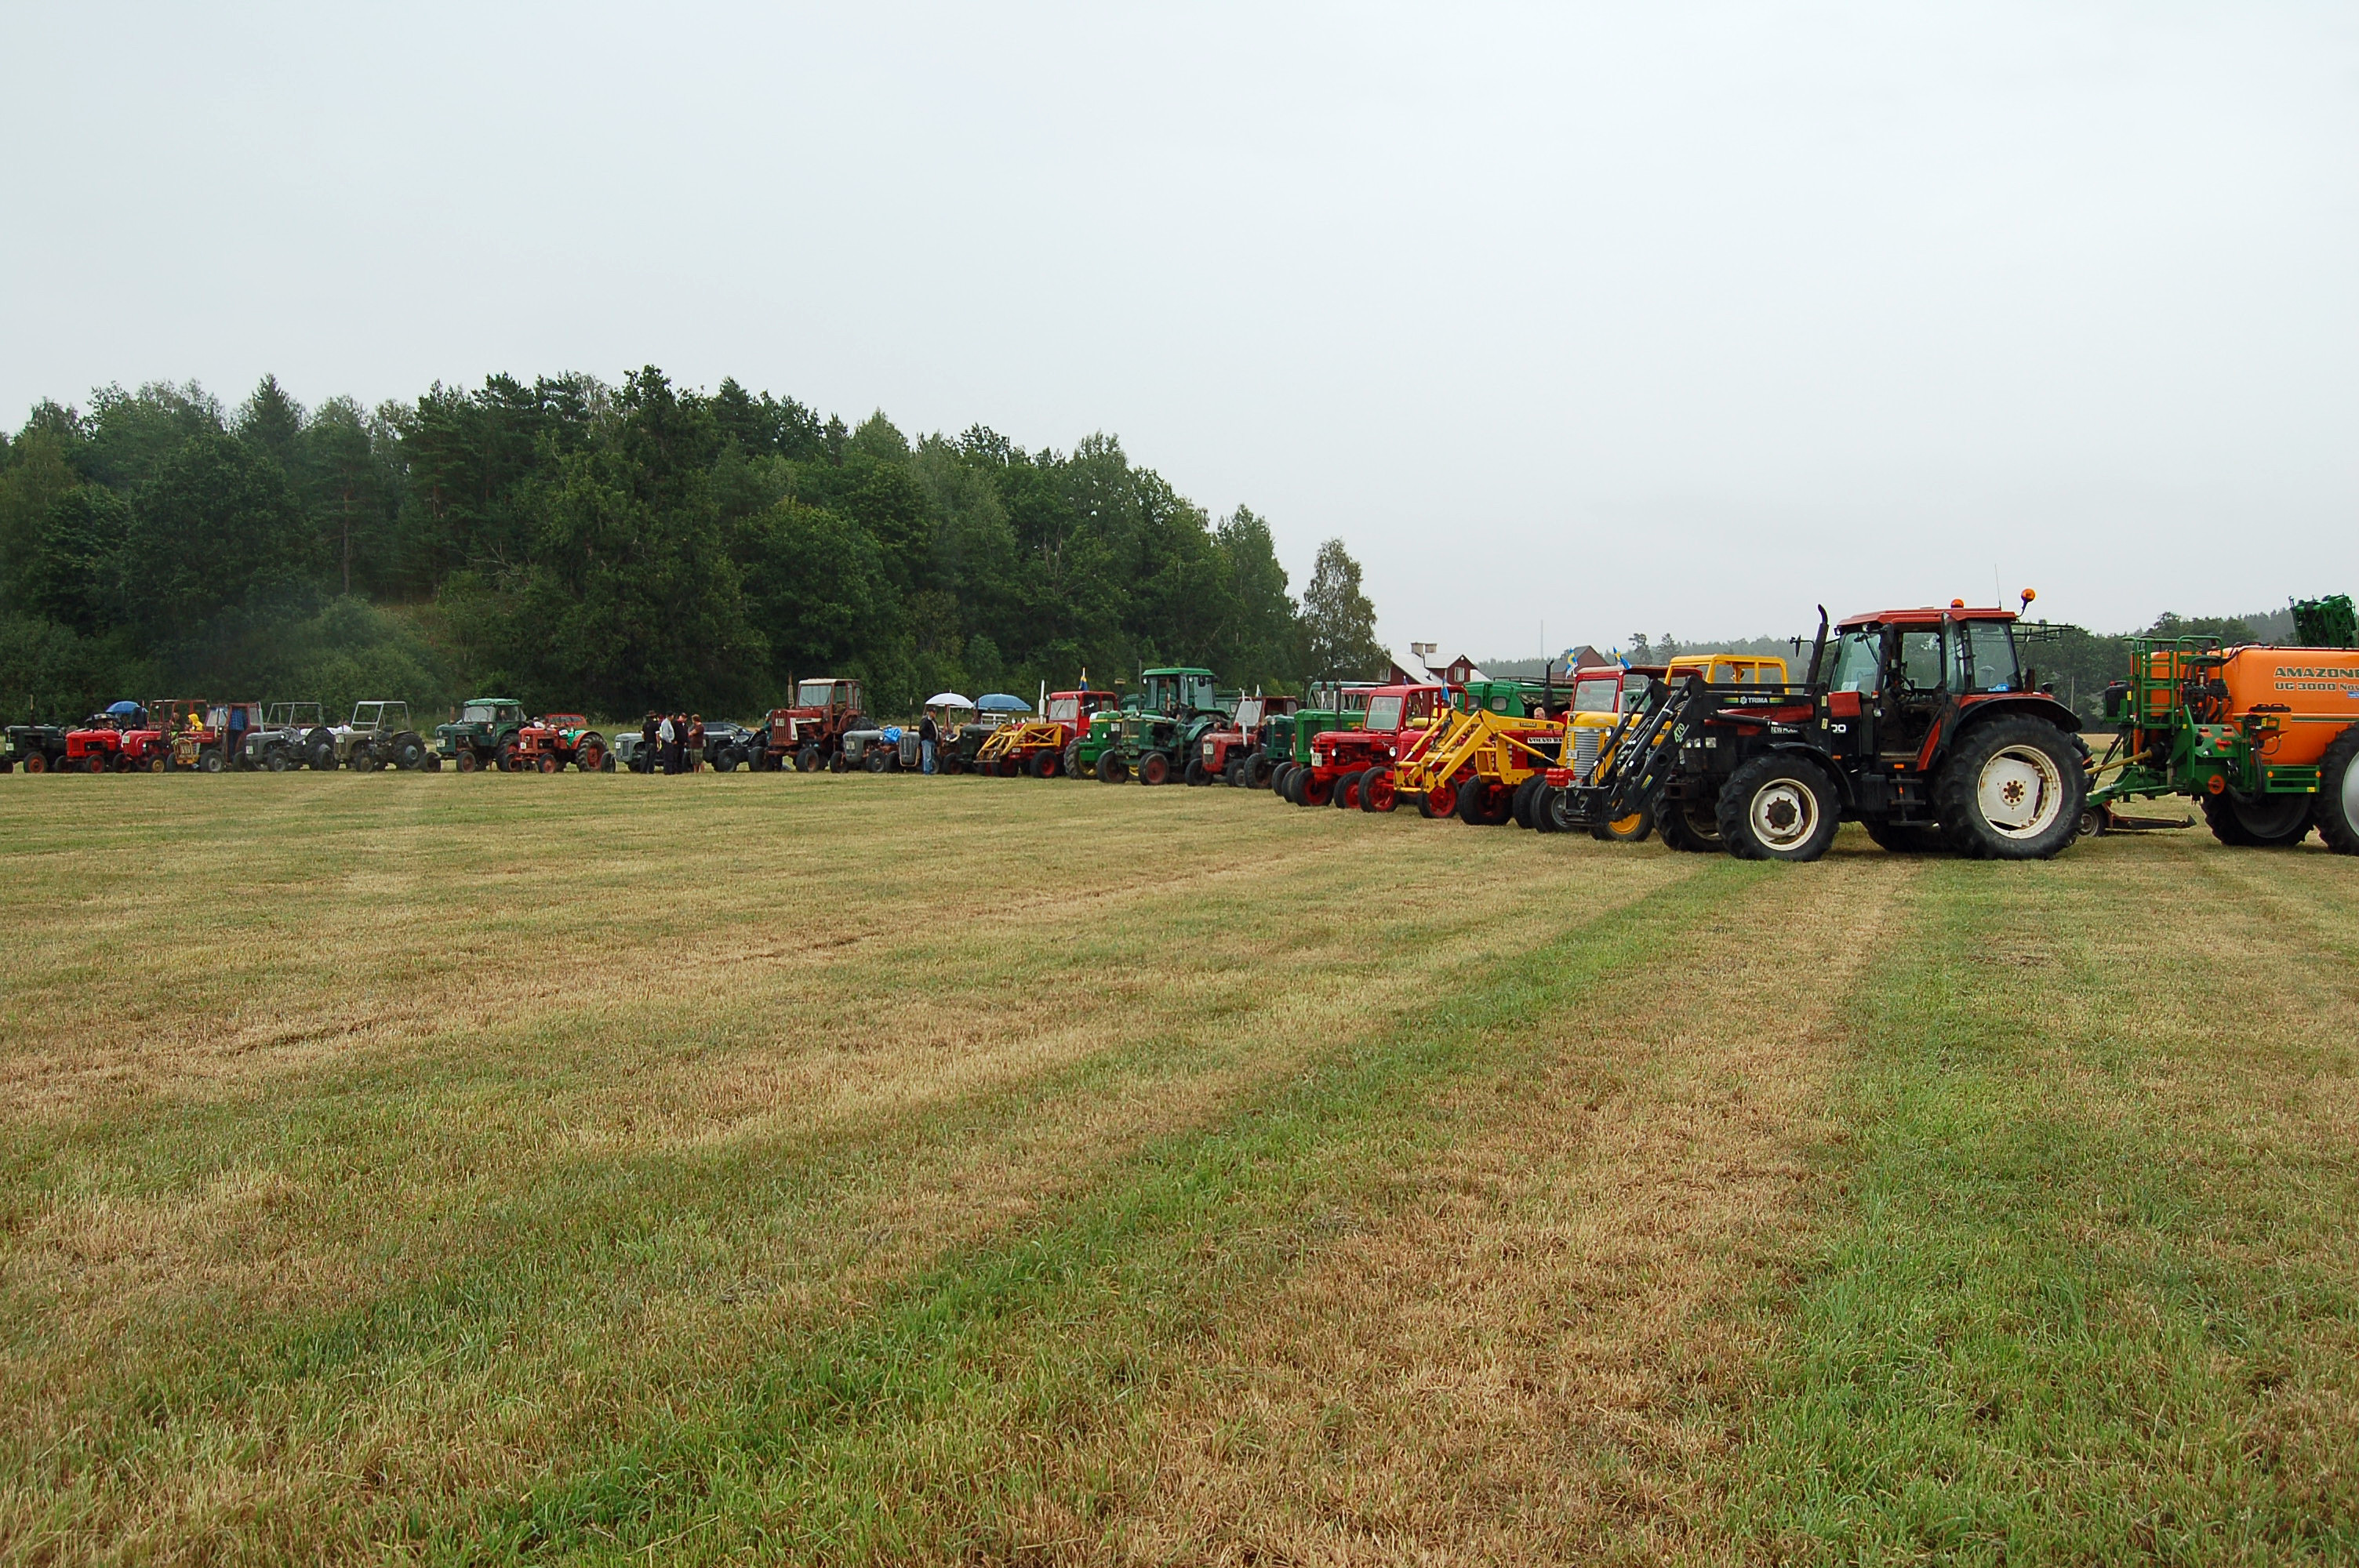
<box><xmin>640</xmin><ymin>711</ymin><xmax>706</xmax><ymax>774</ymax></box>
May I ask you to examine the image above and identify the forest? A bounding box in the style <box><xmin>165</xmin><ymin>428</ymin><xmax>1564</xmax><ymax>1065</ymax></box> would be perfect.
<box><xmin>0</xmin><ymin>370</ymin><xmax>1387</xmax><ymax>724</ymax></box>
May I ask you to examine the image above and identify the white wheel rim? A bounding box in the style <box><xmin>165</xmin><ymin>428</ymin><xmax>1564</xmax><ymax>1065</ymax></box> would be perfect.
<box><xmin>1749</xmin><ymin>779</ymin><xmax>1819</xmax><ymax>849</ymax></box>
<box><xmin>2342</xmin><ymin>760</ymin><xmax>2359</xmax><ymax>833</ymax></box>
<box><xmin>1977</xmin><ymin>746</ymin><xmax>2064</xmax><ymax>838</ymax></box>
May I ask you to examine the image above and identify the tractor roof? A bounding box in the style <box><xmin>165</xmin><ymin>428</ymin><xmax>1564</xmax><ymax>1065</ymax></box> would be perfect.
<box><xmin>1140</xmin><ymin>666</ymin><xmax>1215</xmax><ymax>677</ymax></box>
<box><xmin>1837</xmin><ymin>606</ymin><xmax>2018</xmax><ymax>630</ymax></box>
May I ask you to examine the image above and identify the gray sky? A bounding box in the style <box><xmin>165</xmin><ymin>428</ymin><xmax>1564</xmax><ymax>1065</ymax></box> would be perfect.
<box><xmin>5</xmin><ymin>2</ymin><xmax>2354</xmax><ymax>655</ymax></box>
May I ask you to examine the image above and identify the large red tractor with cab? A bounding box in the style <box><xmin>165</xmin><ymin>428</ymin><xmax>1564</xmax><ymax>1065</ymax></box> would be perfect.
<box><xmin>754</xmin><ymin>678</ymin><xmax>868</xmax><ymax>771</ymax></box>
<box><xmin>1200</xmin><ymin>694</ymin><xmax>1300</xmax><ymax>787</ymax></box>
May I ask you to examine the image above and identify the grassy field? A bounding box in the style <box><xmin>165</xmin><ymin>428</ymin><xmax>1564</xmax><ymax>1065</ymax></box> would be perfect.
<box><xmin>2</xmin><ymin>770</ymin><xmax>2356</xmax><ymax>1565</ymax></box>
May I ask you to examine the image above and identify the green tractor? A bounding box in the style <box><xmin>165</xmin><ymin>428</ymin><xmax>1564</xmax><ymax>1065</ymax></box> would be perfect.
<box><xmin>1103</xmin><ymin>667</ymin><xmax>1226</xmax><ymax>786</ymax></box>
<box><xmin>435</xmin><ymin>696</ymin><xmax>530</xmax><ymax>771</ymax></box>
<box><xmin>1264</xmin><ymin>681</ymin><xmax>1380</xmax><ymax>797</ymax></box>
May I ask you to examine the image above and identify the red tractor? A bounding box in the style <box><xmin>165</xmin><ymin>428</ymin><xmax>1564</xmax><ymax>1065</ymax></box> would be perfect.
<box><xmin>62</xmin><ymin>702</ymin><xmax>169</xmax><ymax>772</ymax></box>
<box><xmin>512</xmin><ymin>713</ymin><xmax>610</xmax><ymax>772</ymax></box>
<box><xmin>1283</xmin><ymin>684</ymin><xmax>1456</xmax><ymax>809</ymax></box>
<box><xmin>1198</xmin><ymin>695</ymin><xmax>1300</xmax><ymax>787</ymax></box>
<box><xmin>161</xmin><ymin>700</ymin><xmax>263</xmax><ymax>771</ymax></box>
<box><xmin>755</xmin><ymin>677</ymin><xmax>868</xmax><ymax>771</ymax></box>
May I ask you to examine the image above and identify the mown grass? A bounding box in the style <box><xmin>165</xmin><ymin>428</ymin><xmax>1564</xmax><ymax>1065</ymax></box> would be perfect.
<box><xmin>1</xmin><ymin>771</ymin><xmax>2354</xmax><ymax>1563</ymax></box>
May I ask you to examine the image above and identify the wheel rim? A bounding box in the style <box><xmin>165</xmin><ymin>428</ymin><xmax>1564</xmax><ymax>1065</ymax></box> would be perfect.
<box><xmin>1748</xmin><ymin>779</ymin><xmax>1819</xmax><ymax>850</ymax></box>
<box><xmin>1976</xmin><ymin>745</ymin><xmax>2065</xmax><ymax>839</ymax></box>
<box><xmin>2343</xmin><ymin>757</ymin><xmax>2359</xmax><ymax>832</ymax></box>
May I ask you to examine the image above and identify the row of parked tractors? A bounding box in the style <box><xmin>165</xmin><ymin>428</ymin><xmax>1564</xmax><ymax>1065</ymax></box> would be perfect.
<box><xmin>10</xmin><ymin>596</ymin><xmax>2357</xmax><ymax>864</ymax></box>
<box><xmin>942</xmin><ymin>595</ymin><xmax>2359</xmax><ymax>864</ymax></box>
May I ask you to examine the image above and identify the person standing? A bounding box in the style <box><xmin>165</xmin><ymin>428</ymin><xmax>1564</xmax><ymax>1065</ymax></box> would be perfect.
<box><xmin>657</xmin><ymin>712</ymin><xmax>676</xmax><ymax>775</ymax></box>
<box><xmin>687</xmin><ymin>714</ymin><xmax>706</xmax><ymax>772</ymax></box>
<box><xmin>640</xmin><ymin>712</ymin><xmax>659</xmax><ymax>773</ymax></box>
<box><xmin>919</xmin><ymin>710</ymin><xmax>937</xmax><ymax>775</ymax></box>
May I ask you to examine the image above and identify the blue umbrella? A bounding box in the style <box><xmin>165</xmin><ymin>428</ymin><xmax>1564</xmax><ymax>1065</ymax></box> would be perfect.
<box><xmin>976</xmin><ymin>692</ymin><xmax>1030</xmax><ymax>713</ymax></box>
<box><xmin>107</xmin><ymin>700</ymin><xmax>144</xmax><ymax>717</ymax></box>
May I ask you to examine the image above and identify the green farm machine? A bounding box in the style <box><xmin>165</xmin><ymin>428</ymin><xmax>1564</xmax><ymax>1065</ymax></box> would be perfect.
<box><xmin>1100</xmin><ymin>667</ymin><xmax>1226</xmax><ymax>786</ymax></box>
<box><xmin>2085</xmin><ymin>594</ymin><xmax>2359</xmax><ymax>851</ymax></box>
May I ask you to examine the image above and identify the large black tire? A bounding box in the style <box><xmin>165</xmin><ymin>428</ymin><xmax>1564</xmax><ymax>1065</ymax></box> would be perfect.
<box><xmin>1533</xmin><ymin>785</ymin><xmax>1563</xmax><ymax>833</ymax></box>
<box><xmin>1656</xmin><ymin>797</ymin><xmax>1720</xmax><ymax>851</ymax></box>
<box><xmin>797</xmin><ymin>745</ymin><xmax>821</xmax><ymax>772</ymax></box>
<box><xmin>1456</xmin><ymin>778</ymin><xmax>1510</xmax><ymax>826</ymax></box>
<box><xmin>1932</xmin><ymin>717</ymin><xmax>2087</xmax><ymax>861</ymax></box>
<box><xmin>1249</xmin><ymin>754</ymin><xmax>1274</xmax><ymax>788</ymax></box>
<box><xmin>1184</xmin><ymin>757</ymin><xmax>1208</xmax><ymax>786</ymax></box>
<box><xmin>1511</xmin><ymin>776</ymin><xmax>1542</xmax><ymax>829</ymax></box>
<box><xmin>391</xmin><ymin>734</ymin><xmax>427</xmax><ymax>771</ymax></box>
<box><xmin>1334</xmin><ymin>768</ymin><xmax>1365</xmax><ymax>808</ymax></box>
<box><xmin>1716</xmin><ymin>754</ymin><xmax>1838</xmax><ymax>862</ymax></box>
<box><xmin>2314</xmin><ymin>726</ymin><xmax>2359</xmax><ymax>855</ymax></box>
<box><xmin>1138</xmin><ymin>752</ymin><xmax>1170</xmax><ymax>786</ymax></box>
<box><xmin>864</xmin><ymin>748</ymin><xmax>889</xmax><ymax>773</ymax></box>
<box><xmin>198</xmin><ymin>750</ymin><xmax>226</xmax><ymax>774</ymax></box>
<box><xmin>1298</xmin><ymin>768</ymin><xmax>1332</xmax><ymax>807</ymax></box>
<box><xmin>1062</xmin><ymin>740</ymin><xmax>1081</xmax><ymax>779</ymax></box>
<box><xmin>1271</xmin><ymin>761</ymin><xmax>1296</xmax><ymax>797</ymax></box>
<box><xmin>307</xmin><ymin>739</ymin><xmax>337</xmax><ymax>772</ymax></box>
<box><xmin>1096</xmin><ymin>750</ymin><xmax>1127</xmax><ymax>784</ymax></box>
<box><xmin>1861</xmin><ymin>818</ymin><xmax>1946</xmax><ymax>853</ymax></box>
<box><xmin>2202</xmin><ymin>789</ymin><xmax>2312</xmax><ymax>848</ymax></box>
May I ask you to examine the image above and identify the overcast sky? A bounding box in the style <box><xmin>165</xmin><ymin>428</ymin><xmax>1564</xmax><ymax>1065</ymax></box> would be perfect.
<box><xmin>5</xmin><ymin>2</ymin><xmax>2354</xmax><ymax>656</ymax></box>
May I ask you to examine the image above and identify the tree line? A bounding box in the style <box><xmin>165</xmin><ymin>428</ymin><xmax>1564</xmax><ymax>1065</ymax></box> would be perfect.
<box><xmin>0</xmin><ymin>370</ymin><xmax>1387</xmax><ymax>724</ymax></box>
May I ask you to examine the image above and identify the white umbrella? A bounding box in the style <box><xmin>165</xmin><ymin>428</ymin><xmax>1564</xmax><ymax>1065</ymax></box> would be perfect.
<box><xmin>924</xmin><ymin>691</ymin><xmax>976</xmax><ymax>708</ymax></box>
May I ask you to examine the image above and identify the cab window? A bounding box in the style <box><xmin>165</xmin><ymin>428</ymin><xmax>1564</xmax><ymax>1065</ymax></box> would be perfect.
<box><xmin>1048</xmin><ymin>698</ymin><xmax>1078</xmax><ymax>724</ymax></box>
<box><xmin>1829</xmin><ymin>632</ymin><xmax>1883</xmax><ymax>694</ymax></box>
<box><xmin>1363</xmin><ymin>695</ymin><xmax>1404</xmax><ymax>731</ymax></box>
<box><xmin>1573</xmin><ymin>677</ymin><xmax>1618</xmax><ymax>714</ymax></box>
<box><xmin>1953</xmin><ymin>622</ymin><xmax>2021</xmax><ymax>693</ymax></box>
<box><xmin>1899</xmin><ymin>631</ymin><xmax>1944</xmax><ymax>691</ymax></box>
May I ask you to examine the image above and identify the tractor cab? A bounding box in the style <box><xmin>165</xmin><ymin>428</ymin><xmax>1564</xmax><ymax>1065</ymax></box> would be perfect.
<box><xmin>1137</xmin><ymin>667</ymin><xmax>1220</xmax><ymax>717</ymax></box>
<box><xmin>1044</xmin><ymin>688</ymin><xmax>1120</xmax><ymax>729</ymax></box>
<box><xmin>1827</xmin><ymin>607</ymin><xmax>2034</xmax><ymax>761</ymax></box>
<box><xmin>792</xmin><ymin>678</ymin><xmax>863</xmax><ymax>719</ymax></box>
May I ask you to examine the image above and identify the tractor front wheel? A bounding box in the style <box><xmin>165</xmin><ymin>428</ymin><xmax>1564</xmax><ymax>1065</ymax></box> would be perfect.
<box><xmin>1656</xmin><ymin>798</ymin><xmax>1721</xmax><ymax>853</ymax></box>
<box><xmin>1298</xmin><ymin>769</ymin><xmax>1332</xmax><ymax>807</ymax></box>
<box><xmin>539</xmin><ymin>755</ymin><xmax>561</xmax><ymax>774</ymax></box>
<box><xmin>455</xmin><ymin>750</ymin><xmax>478</xmax><ymax>773</ymax></box>
<box><xmin>1361</xmin><ymin>768</ymin><xmax>1397</xmax><ymax>812</ymax></box>
<box><xmin>496</xmin><ymin>744</ymin><xmax>520</xmax><ymax>772</ymax></box>
<box><xmin>1030</xmin><ymin>750</ymin><xmax>1059</xmax><ymax>779</ymax></box>
<box><xmin>1510</xmin><ymin>776</ymin><xmax>1542</xmax><ymax>829</ymax></box>
<box><xmin>1591</xmin><ymin>804</ymin><xmax>1655</xmax><ymax>843</ymax></box>
<box><xmin>1138</xmin><ymin>752</ymin><xmax>1172</xmax><ymax>786</ymax></box>
<box><xmin>1184</xmin><ymin>757</ymin><xmax>1208</xmax><ymax>786</ymax></box>
<box><xmin>198</xmin><ymin>750</ymin><xmax>225</xmax><ymax>774</ymax></box>
<box><xmin>1335</xmin><ymin>768</ymin><xmax>1365</xmax><ymax>808</ymax></box>
<box><xmin>1456</xmin><ymin>778</ymin><xmax>1510</xmax><ymax>826</ymax></box>
<box><xmin>1932</xmin><ymin>718</ymin><xmax>2086</xmax><ymax>861</ymax></box>
<box><xmin>1717</xmin><ymin>755</ymin><xmax>1838</xmax><ymax>862</ymax></box>
<box><xmin>391</xmin><ymin>735</ymin><xmax>427</xmax><ymax>771</ymax></box>
<box><xmin>24</xmin><ymin>754</ymin><xmax>46</xmax><ymax>775</ymax></box>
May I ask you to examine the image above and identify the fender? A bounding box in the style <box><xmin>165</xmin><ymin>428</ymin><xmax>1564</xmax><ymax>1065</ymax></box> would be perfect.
<box><xmin>1942</xmin><ymin>693</ymin><xmax>2084</xmax><ymax>757</ymax></box>
<box><xmin>1763</xmin><ymin>742</ymin><xmax>1856</xmax><ymax>808</ymax></box>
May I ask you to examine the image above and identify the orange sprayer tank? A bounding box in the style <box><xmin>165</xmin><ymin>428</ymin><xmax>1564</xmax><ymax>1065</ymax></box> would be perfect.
<box><xmin>2219</xmin><ymin>645</ymin><xmax>2359</xmax><ymax>766</ymax></box>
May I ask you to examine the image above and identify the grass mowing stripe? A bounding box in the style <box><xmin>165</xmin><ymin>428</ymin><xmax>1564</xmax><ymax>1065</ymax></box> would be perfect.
<box><xmin>1734</xmin><ymin>850</ymin><xmax>2359</xmax><ymax>1563</ymax></box>
<box><xmin>450</xmin><ymin>860</ymin><xmax>1764</xmax><ymax>1561</ymax></box>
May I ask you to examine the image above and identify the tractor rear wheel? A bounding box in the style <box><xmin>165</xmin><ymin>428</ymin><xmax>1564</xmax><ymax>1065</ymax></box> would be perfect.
<box><xmin>1456</xmin><ymin>778</ymin><xmax>1510</xmax><ymax>826</ymax></box>
<box><xmin>1185</xmin><ymin>757</ymin><xmax>1209</xmax><ymax>786</ymax></box>
<box><xmin>1063</xmin><ymin>740</ymin><xmax>1082</xmax><ymax>779</ymax></box>
<box><xmin>1361</xmin><ymin>768</ymin><xmax>1397</xmax><ymax>812</ymax></box>
<box><xmin>392</xmin><ymin>735</ymin><xmax>427</xmax><ymax>771</ymax></box>
<box><xmin>307</xmin><ymin>740</ymin><xmax>337</xmax><ymax>771</ymax></box>
<box><xmin>1717</xmin><ymin>755</ymin><xmax>1838</xmax><ymax>862</ymax></box>
<box><xmin>1932</xmin><ymin>717</ymin><xmax>2086</xmax><ymax>861</ymax></box>
<box><xmin>1336</xmin><ymin>768</ymin><xmax>1365</xmax><ymax>808</ymax></box>
<box><xmin>497</xmin><ymin>743</ymin><xmax>521</xmax><ymax>772</ymax></box>
<box><xmin>2202</xmin><ymin>789</ymin><xmax>2312</xmax><ymax>848</ymax></box>
<box><xmin>1510</xmin><ymin>776</ymin><xmax>1542</xmax><ymax>829</ymax></box>
<box><xmin>1138</xmin><ymin>751</ymin><xmax>1171</xmax><ymax>786</ymax></box>
<box><xmin>1249</xmin><ymin>755</ymin><xmax>1274</xmax><ymax>788</ymax></box>
<box><xmin>1298</xmin><ymin>769</ymin><xmax>1332</xmax><ymax>807</ymax></box>
<box><xmin>2313</xmin><ymin>725</ymin><xmax>2359</xmax><ymax>855</ymax></box>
